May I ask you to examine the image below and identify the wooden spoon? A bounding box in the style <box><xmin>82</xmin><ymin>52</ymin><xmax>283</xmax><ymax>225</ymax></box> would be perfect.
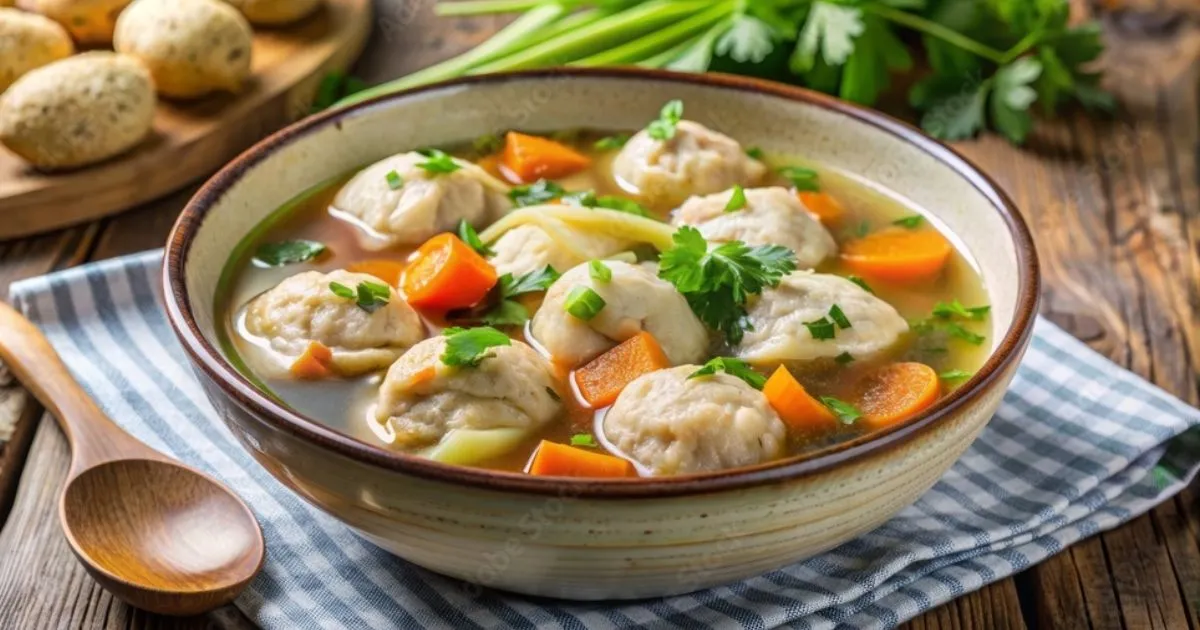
<box><xmin>0</xmin><ymin>301</ymin><xmax>264</xmax><ymax>616</ymax></box>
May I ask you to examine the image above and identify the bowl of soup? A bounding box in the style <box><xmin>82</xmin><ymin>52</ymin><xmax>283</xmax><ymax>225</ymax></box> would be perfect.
<box><xmin>163</xmin><ymin>68</ymin><xmax>1038</xmax><ymax>599</ymax></box>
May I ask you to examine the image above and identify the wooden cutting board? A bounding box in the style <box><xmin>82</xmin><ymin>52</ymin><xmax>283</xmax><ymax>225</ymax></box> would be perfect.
<box><xmin>0</xmin><ymin>0</ymin><xmax>371</xmax><ymax>240</ymax></box>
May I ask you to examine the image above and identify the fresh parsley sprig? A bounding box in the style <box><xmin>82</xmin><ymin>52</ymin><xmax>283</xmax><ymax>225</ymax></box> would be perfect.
<box><xmin>253</xmin><ymin>240</ymin><xmax>326</xmax><ymax>267</ymax></box>
<box><xmin>441</xmin><ymin>326</ymin><xmax>511</xmax><ymax>367</ymax></box>
<box><xmin>330</xmin><ymin>280</ymin><xmax>390</xmax><ymax>313</ymax></box>
<box><xmin>479</xmin><ymin>265</ymin><xmax>560</xmax><ymax>327</ymax></box>
<box><xmin>689</xmin><ymin>357</ymin><xmax>767</xmax><ymax>390</ymax></box>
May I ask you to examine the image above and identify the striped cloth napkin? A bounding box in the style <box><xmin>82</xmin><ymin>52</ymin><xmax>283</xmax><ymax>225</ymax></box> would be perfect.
<box><xmin>10</xmin><ymin>250</ymin><xmax>1200</xmax><ymax>630</ymax></box>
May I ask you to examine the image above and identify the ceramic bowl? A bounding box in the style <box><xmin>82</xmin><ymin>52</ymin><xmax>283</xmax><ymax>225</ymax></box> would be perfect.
<box><xmin>163</xmin><ymin>68</ymin><xmax>1039</xmax><ymax>600</ymax></box>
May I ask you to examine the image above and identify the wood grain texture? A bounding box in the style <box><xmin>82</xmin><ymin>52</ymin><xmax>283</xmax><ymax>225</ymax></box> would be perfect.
<box><xmin>0</xmin><ymin>0</ymin><xmax>372</xmax><ymax>240</ymax></box>
<box><xmin>0</xmin><ymin>0</ymin><xmax>1197</xmax><ymax>627</ymax></box>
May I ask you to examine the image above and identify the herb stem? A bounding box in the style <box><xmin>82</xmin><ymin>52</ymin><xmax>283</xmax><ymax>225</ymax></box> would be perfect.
<box><xmin>865</xmin><ymin>4</ymin><xmax>1006</xmax><ymax>65</ymax></box>
<box><xmin>571</xmin><ymin>2</ymin><xmax>734</xmax><ymax>67</ymax></box>
<box><xmin>436</xmin><ymin>0</ymin><xmax>544</xmax><ymax>16</ymax></box>
<box><xmin>1000</xmin><ymin>28</ymin><xmax>1044</xmax><ymax>64</ymax></box>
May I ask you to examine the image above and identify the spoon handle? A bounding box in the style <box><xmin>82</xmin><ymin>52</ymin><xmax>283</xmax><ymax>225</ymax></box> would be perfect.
<box><xmin>0</xmin><ymin>301</ymin><xmax>158</xmax><ymax>476</ymax></box>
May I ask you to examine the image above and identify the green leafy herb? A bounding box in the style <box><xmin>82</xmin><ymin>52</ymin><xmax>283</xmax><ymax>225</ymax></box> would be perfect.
<box><xmin>564</xmin><ymin>286</ymin><xmax>606</xmax><ymax>321</ymax></box>
<box><xmin>892</xmin><ymin>215</ymin><xmax>924</xmax><ymax>229</ymax></box>
<box><xmin>415</xmin><ymin>148</ymin><xmax>461</xmax><ymax>174</ymax></box>
<box><xmin>745</xmin><ymin>146</ymin><xmax>764</xmax><ymax>160</ymax></box>
<box><xmin>724</xmin><ymin>185</ymin><xmax>747</xmax><ymax>212</ymax></box>
<box><xmin>330</xmin><ymin>280</ymin><xmax>390</xmax><ymax>313</ymax></box>
<box><xmin>689</xmin><ymin>357</ymin><xmax>767</xmax><ymax>390</ymax></box>
<box><xmin>819</xmin><ymin>396</ymin><xmax>862</xmax><ymax>424</ymax></box>
<box><xmin>933</xmin><ymin>300</ymin><xmax>991</xmax><ymax>321</ymax></box>
<box><xmin>480</xmin><ymin>300</ymin><xmax>529</xmax><ymax>327</ymax></box>
<box><xmin>311</xmin><ymin>72</ymin><xmax>367</xmax><ymax>113</ymax></box>
<box><xmin>329</xmin><ymin>282</ymin><xmax>354</xmax><ymax>299</ymax></box>
<box><xmin>847</xmin><ymin>275</ymin><xmax>874</xmax><ymax>294</ymax></box>
<box><xmin>480</xmin><ymin>265</ymin><xmax>560</xmax><ymax>326</ymax></box>
<box><xmin>779</xmin><ymin>166</ymin><xmax>820</xmax><ymax>192</ymax></box>
<box><xmin>509</xmin><ymin>179</ymin><xmax>565</xmax><ymax>207</ymax></box>
<box><xmin>441</xmin><ymin>326</ymin><xmax>512</xmax><ymax>368</ymax></box>
<box><xmin>253</xmin><ymin>240</ymin><xmax>326</xmax><ymax>267</ymax></box>
<box><xmin>828</xmin><ymin>304</ymin><xmax>851</xmax><ymax>329</ymax></box>
<box><xmin>942</xmin><ymin>322</ymin><xmax>986</xmax><ymax>345</ymax></box>
<box><xmin>473</xmin><ymin>133</ymin><xmax>504</xmax><ymax>153</ymax></box>
<box><xmin>646</xmin><ymin>99</ymin><xmax>683</xmax><ymax>141</ymax></box>
<box><xmin>594</xmin><ymin>134</ymin><xmax>630</xmax><ymax>150</ymax></box>
<box><xmin>658</xmin><ymin>226</ymin><xmax>797</xmax><ymax>344</ymax></box>
<box><xmin>457</xmin><ymin>219</ymin><xmax>494</xmax><ymax>257</ymax></box>
<box><xmin>716</xmin><ymin>14</ymin><xmax>776</xmax><ymax>64</ymax></box>
<box><xmin>561</xmin><ymin>190</ymin><xmax>651</xmax><ymax>217</ymax></box>
<box><xmin>938</xmin><ymin>369</ymin><xmax>973</xmax><ymax>382</ymax></box>
<box><xmin>570</xmin><ymin>433</ymin><xmax>597</xmax><ymax>447</ymax></box>
<box><xmin>804</xmin><ymin>317</ymin><xmax>837</xmax><ymax>340</ymax></box>
<box><xmin>385</xmin><ymin>170</ymin><xmax>404</xmax><ymax>191</ymax></box>
<box><xmin>792</xmin><ymin>2</ymin><xmax>864</xmax><ymax>72</ymax></box>
<box><xmin>835</xmin><ymin>351</ymin><xmax>855</xmax><ymax>365</ymax></box>
<box><xmin>589</xmin><ymin>260</ymin><xmax>612</xmax><ymax>283</ymax></box>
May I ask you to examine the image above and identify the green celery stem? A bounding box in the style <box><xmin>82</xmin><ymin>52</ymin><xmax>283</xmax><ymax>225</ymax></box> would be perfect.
<box><xmin>866</xmin><ymin>4</ymin><xmax>1006</xmax><ymax>64</ymax></box>
<box><xmin>571</xmin><ymin>1</ymin><xmax>734</xmax><ymax>67</ymax></box>
<box><xmin>436</xmin><ymin>0</ymin><xmax>543</xmax><ymax>16</ymax></box>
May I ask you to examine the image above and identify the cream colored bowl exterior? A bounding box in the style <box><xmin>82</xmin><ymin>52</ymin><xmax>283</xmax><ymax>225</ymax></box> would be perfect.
<box><xmin>168</xmin><ymin>71</ymin><xmax>1035</xmax><ymax>600</ymax></box>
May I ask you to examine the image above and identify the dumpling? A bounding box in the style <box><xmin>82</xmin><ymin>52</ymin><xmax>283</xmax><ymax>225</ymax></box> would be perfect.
<box><xmin>603</xmin><ymin>366</ymin><xmax>786</xmax><ymax>475</ymax></box>
<box><xmin>242</xmin><ymin>270</ymin><xmax>425</xmax><ymax>375</ymax></box>
<box><xmin>488</xmin><ymin>217</ymin><xmax>629</xmax><ymax>278</ymax></box>
<box><xmin>673</xmin><ymin>186</ymin><xmax>837</xmax><ymax>269</ymax></box>
<box><xmin>613</xmin><ymin>120</ymin><xmax>766</xmax><ymax>207</ymax></box>
<box><xmin>373</xmin><ymin>336</ymin><xmax>561</xmax><ymax>450</ymax></box>
<box><xmin>531</xmin><ymin>260</ymin><xmax>708</xmax><ymax>367</ymax></box>
<box><xmin>0</xmin><ymin>8</ymin><xmax>74</xmax><ymax>94</ymax></box>
<box><xmin>736</xmin><ymin>271</ymin><xmax>908</xmax><ymax>367</ymax></box>
<box><xmin>332</xmin><ymin>151</ymin><xmax>512</xmax><ymax>248</ymax></box>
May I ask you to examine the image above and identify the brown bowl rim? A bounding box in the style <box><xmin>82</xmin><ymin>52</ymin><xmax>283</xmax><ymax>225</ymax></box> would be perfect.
<box><xmin>163</xmin><ymin>67</ymin><xmax>1040</xmax><ymax>499</ymax></box>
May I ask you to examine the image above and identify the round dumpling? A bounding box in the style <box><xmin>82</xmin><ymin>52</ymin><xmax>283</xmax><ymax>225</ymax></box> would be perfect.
<box><xmin>17</xmin><ymin>0</ymin><xmax>131</xmax><ymax>45</ymax></box>
<box><xmin>488</xmin><ymin>218</ymin><xmax>629</xmax><ymax>278</ymax></box>
<box><xmin>374</xmin><ymin>336</ymin><xmax>561</xmax><ymax>449</ymax></box>
<box><xmin>0</xmin><ymin>8</ymin><xmax>74</xmax><ymax>94</ymax></box>
<box><xmin>243</xmin><ymin>270</ymin><xmax>425</xmax><ymax>376</ymax></box>
<box><xmin>736</xmin><ymin>271</ymin><xmax>908</xmax><ymax>367</ymax></box>
<box><xmin>613</xmin><ymin>120</ymin><xmax>766</xmax><ymax>207</ymax></box>
<box><xmin>114</xmin><ymin>0</ymin><xmax>253</xmax><ymax>99</ymax></box>
<box><xmin>531</xmin><ymin>260</ymin><xmax>708</xmax><ymax>367</ymax></box>
<box><xmin>332</xmin><ymin>151</ymin><xmax>511</xmax><ymax>248</ymax></box>
<box><xmin>673</xmin><ymin>186</ymin><xmax>837</xmax><ymax>269</ymax></box>
<box><xmin>221</xmin><ymin>0</ymin><xmax>320</xmax><ymax>24</ymax></box>
<box><xmin>604</xmin><ymin>366</ymin><xmax>786</xmax><ymax>475</ymax></box>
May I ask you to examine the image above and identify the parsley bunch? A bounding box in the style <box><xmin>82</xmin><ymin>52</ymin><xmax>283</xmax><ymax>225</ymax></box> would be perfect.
<box><xmin>343</xmin><ymin>0</ymin><xmax>1110</xmax><ymax>145</ymax></box>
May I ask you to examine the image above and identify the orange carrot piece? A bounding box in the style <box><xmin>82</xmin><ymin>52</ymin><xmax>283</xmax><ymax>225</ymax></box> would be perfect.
<box><xmin>763</xmin><ymin>366</ymin><xmax>837</xmax><ymax>433</ymax></box>
<box><xmin>851</xmin><ymin>362</ymin><xmax>941</xmax><ymax>429</ymax></box>
<box><xmin>574</xmin><ymin>332</ymin><xmax>670</xmax><ymax>408</ymax></box>
<box><xmin>402</xmin><ymin>233</ymin><xmax>498</xmax><ymax>310</ymax></box>
<box><xmin>501</xmin><ymin>131</ymin><xmax>591</xmax><ymax>182</ymax></box>
<box><xmin>840</xmin><ymin>228</ymin><xmax>953</xmax><ymax>283</ymax></box>
<box><xmin>797</xmin><ymin>191</ymin><xmax>845</xmax><ymax>226</ymax></box>
<box><xmin>290</xmin><ymin>341</ymin><xmax>335</xmax><ymax>380</ymax></box>
<box><xmin>347</xmin><ymin>259</ymin><xmax>406</xmax><ymax>287</ymax></box>
<box><xmin>528</xmin><ymin>440</ymin><xmax>635</xmax><ymax>478</ymax></box>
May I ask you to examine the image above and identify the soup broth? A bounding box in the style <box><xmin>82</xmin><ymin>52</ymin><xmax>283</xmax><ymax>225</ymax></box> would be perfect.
<box><xmin>220</xmin><ymin>118</ymin><xmax>991</xmax><ymax>478</ymax></box>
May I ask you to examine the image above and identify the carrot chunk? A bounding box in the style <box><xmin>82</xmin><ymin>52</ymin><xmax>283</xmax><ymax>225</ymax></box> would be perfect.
<box><xmin>763</xmin><ymin>366</ymin><xmax>837</xmax><ymax>433</ymax></box>
<box><xmin>528</xmin><ymin>440</ymin><xmax>635</xmax><ymax>478</ymax></box>
<box><xmin>501</xmin><ymin>131</ymin><xmax>591</xmax><ymax>182</ymax></box>
<box><xmin>840</xmin><ymin>228</ymin><xmax>953</xmax><ymax>283</ymax></box>
<box><xmin>290</xmin><ymin>341</ymin><xmax>335</xmax><ymax>380</ymax></box>
<box><xmin>347</xmin><ymin>259</ymin><xmax>406</xmax><ymax>287</ymax></box>
<box><xmin>851</xmin><ymin>362</ymin><xmax>941</xmax><ymax>429</ymax></box>
<box><xmin>402</xmin><ymin>233</ymin><xmax>498</xmax><ymax>310</ymax></box>
<box><xmin>574</xmin><ymin>332</ymin><xmax>670</xmax><ymax>408</ymax></box>
<box><xmin>797</xmin><ymin>191</ymin><xmax>845</xmax><ymax>226</ymax></box>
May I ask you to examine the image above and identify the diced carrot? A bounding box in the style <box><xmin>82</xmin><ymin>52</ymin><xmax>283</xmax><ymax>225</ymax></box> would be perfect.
<box><xmin>476</xmin><ymin>153</ymin><xmax>504</xmax><ymax>179</ymax></box>
<box><xmin>347</xmin><ymin>259</ymin><xmax>406</xmax><ymax>287</ymax></box>
<box><xmin>290</xmin><ymin>341</ymin><xmax>335</xmax><ymax>380</ymax></box>
<box><xmin>573</xmin><ymin>332</ymin><xmax>670</xmax><ymax>408</ymax></box>
<box><xmin>851</xmin><ymin>362</ymin><xmax>941</xmax><ymax>429</ymax></box>
<box><xmin>501</xmin><ymin>131</ymin><xmax>591</xmax><ymax>182</ymax></box>
<box><xmin>406</xmin><ymin>366</ymin><xmax>437</xmax><ymax>388</ymax></box>
<box><xmin>528</xmin><ymin>440</ymin><xmax>635</xmax><ymax>478</ymax></box>
<box><xmin>840</xmin><ymin>228</ymin><xmax>953</xmax><ymax>283</ymax></box>
<box><xmin>763</xmin><ymin>366</ymin><xmax>837</xmax><ymax>433</ymax></box>
<box><xmin>402</xmin><ymin>233</ymin><xmax>498</xmax><ymax>310</ymax></box>
<box><xmin>797</xmin><ymin>191</ymin><xmax>845</xmax><ymax>226</ymax></box>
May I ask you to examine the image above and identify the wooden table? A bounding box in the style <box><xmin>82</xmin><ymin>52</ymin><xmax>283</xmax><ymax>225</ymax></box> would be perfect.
<box><xmin>0</xmin><ymin>1</ymin><xmax>1196</xmax><ymax>627</ymax></box>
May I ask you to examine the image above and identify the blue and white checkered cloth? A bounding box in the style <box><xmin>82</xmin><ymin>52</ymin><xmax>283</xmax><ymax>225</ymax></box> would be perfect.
<box><xmin>10</xmin><ymin>250</ymin><xmax>1200</xmax><ymax>630</ymax></box>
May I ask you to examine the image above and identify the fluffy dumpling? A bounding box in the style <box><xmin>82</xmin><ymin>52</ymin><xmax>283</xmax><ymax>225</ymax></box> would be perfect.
<box><xmin>673</xmin><ymin>186</ymin><xmax>837</xmax><ymax>269</ymax></box>
<box><xmin>613</xmin><ymin>120</ymin><xmax>766</xmax><ymax>207</ymax></box>
<box><xmin>604</xmin><ymin>366</ymin><xmax>786</xmax><ymax>475</ymax></box>
<box><xmin>531</xmin><ymin>260</ymin><xmax>708</xmax><ymax>367</ymax></box>
<box><xmin>373</xmin><ymin>336</ymin><xmax>561</xmax><ymax>450</ymax></box>
<box><xmin>243</xmin><ymin>270</ymin><xmax>425</xmax><ymax>375</ymax></box>
<box><xmin>736</xmin><ymin>271</ymin><xmax>908</xmax><ymax>367</ymax></box>
<box><xmin>332</xmin><ymin>151</ymin><xmax>511</xmax><ymax>248</ymax></box>
<box><xmin>488</xmin><ymin>217</ymin><xmax>629</xmax><ymax>278</ymax></box>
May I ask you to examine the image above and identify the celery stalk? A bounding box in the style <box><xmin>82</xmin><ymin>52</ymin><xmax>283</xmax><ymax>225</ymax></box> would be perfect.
<box><xmin>436</xmin><ymin>0</ymin><xmax>546</xmax><ymax>16</ymax></box>
<box><xmin>571</xmin><ymin>1</ymin><xmax>733</xmax><ymax>67</ymax></box>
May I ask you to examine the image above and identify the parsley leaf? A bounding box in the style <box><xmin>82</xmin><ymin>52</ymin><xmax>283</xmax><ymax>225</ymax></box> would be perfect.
<box><xmin>594</xmin><ymin>134</ymin><xmax>630</xmax><ymax>150</ymax></box>
<box><xmin>847</xmin><ymin>275</ymin><xmax>874</xmax><ymax>294</ymax></box>
<box><xmin>689</xmin><ymin>357</ymin><xmax>767</xmax><ymax>390</ymax></box>
<box><xmin>647</xmin><ymin>100</ymin><xmax>684</xmax><ymax>141</ymax></box>
<box><xmin>932</xmin><ymin>300</ymin><xmax>991</xmax><ymax>321</ymax></box>
<box><xmin>839</xmin><ymin>15</ymin><xmax>912</xmax><ymax>106</ymax></box>
<box><xmin>990</xmin><ymin>58</ymin><xmax>1043</xmax><ymax>144</ymax></box>
<box><xmin>441</xmin><ymin>326</ymin><xmax>511</xmax><ymax>368</ymax></box>
<box><xmin>479</xmin><ymin>300</ymin><xmax>529</xmax><ymax>327</ymax></box>
<box><xmin>724</xmin><ymin>185</ymin><xmax>747</xmax><ymax>212</ymax></box>
<box><xmin>804</xmin><ymin>317</ymin><xmax>837</xmax><ymax>340</ymax></box>
<box><xmin>330</xmin><ymin>280</ymin><xmax>390</xmax><ymax>313</ymax></box>
<box><xmin>819</xmin><ymin>396</ymin><xmax>862</xmax><ymax>424</ymax></box>
<box><xmin>509</xmin><ymin>179</ymin><xmax>565</xmax><ymax>207</ymax></box>
<box><xmin>918</xmin><ymin>81</ymin><xmax>989</xmax><ymax>142</ymax></box>
<box><xmin>570</xmin><ymin>433</ymin><xmax>597</xmax><ymax>447</ymax></box>
<box><xmin>779</xmin><ymin>166</ymin><xmax>820</xmax><ymax>192</ymax></box>
<box><xmin>479</xmin><ymin>266</ymin><xmax>560</xmax><ymax>326</ymax></box>
<box><xmin>589</xmin><ymin>260</ymin><xmax>612</xmax><ymax>283</ymax></box>
<box><xmin>457</xmin><ymin>219</ymin><xmax>494</xmax><ymax>257</ymax></box>
<box><xmin>892</xmin><ymin>215</ymin><xmax>924</xmax><ymax>229</ymax></box>
<box><xmin>791</xmin><ymin>2</ymin><xmax>864</xmax><ymax>73</ymax></box>
<box><xmin>253</xmin><ymin>240</ymin><xmax>326</xmax><ymax>267</ymax></box>
<box><xmin>715</xmin><ymin>15</ymin><xmax>776</xmax><ymax>64</ymax></box>
<box><xmin>415</xmin><ymin>148</ymin><xmax>461</xmax><ymax>174</ymax></box>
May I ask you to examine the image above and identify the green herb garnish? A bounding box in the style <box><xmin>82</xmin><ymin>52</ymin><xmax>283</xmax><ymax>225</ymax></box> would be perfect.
<box><xmin>779</xmin><ymin>166</ymin><xmax>820</xmax><ymax>192</ymax></box>
<box><xmin>724</xmin><ymin>185</ymin><xmax>747</xmax><ymax>212</ymax></box>
<box><xmin>480</xmin><ymin>265</ymin><xmax>560</xmax><ymax>326</ymax></box>
<box><xmin>473</xmin><ymin>133</ymin><xmax>504</xmax><ymax>153</ymax></box>
<box><xmin>385</xmin><ymin>170</ymin><xmax>404</xmax><ymax>191</ymax></box>
<box><xmin>847</xmin><ymin>275</ymin><xmax>873</xmax><ymax>294</ymax></box>
<box><xmin>646</xmin><ymin>99</ymin><xmax>683</xmax><ymax>141</ymax></box>
<box><xmin>804</xmin><ymin>317</ymin><xmax>837</xmax><ymax>340</ymax></box>
<box><xmin>562</xmin><ymin>190</ymin><xmax>652</xmax><ymax>217</ymax></box>
<box><xmin>415</xmin><ymin>148</ymin><xmax>461</xmax><ymax>174</ymax></box>
<box><xmin>479</xmin><ymin>300</ymin><xmax>529</xmax><ymax>327</ymax></box>
<box><xmin>835</xmin><ymin>351</ymin><xmax>855</xmax><ymax>364</ymax></box>
<box><xmin>892</xmin><ymin>215</ymin><xmax>924</xmax><ymax>229</ymax></box>
<box><xmin>570</xmin><ymin>433</ymin><xmax>597</xmax><ymax>447</ymax></box>
<box><xmin>658</xmin><ymin>227</ymin><xmax>797</xmax><ymax>344</ymax></box>
<box><xmin>329</xmin><ymin>282</ymin><xmax>354</xmax><ymax>299</ymax></box>
<box><xmin>253</xmin><ymin>240</ymin><xmax>326</xmax><ymax>267</ymax></box>
<box><xmin>594</xmin><ymin>134</ymin><xmax>630</xmax><ymax>150</ymax></box>
<box><xmin>330</xmin><ymin>280</ymin><xmax>390</xmax><ymax>313</ymax></box>
<box><xmin>589</xmin><ymin>260</ymin><xmax>612</xmax><ymax>283</ymax></box>
<box><xmin>441</xmin><ymin>326</ymin><xmax>511</xmax><ymax>367</ymax></box>
<box><xmin>828</xmin><ymin>304</ymin><xmax>851</xmax><ymax>329</ymax></box>
<box><xmin>819</xmin><ymin>396</ymin><xmax>862</xmax><ymax>424</ymax></box>
<box><xmin>457</xmin><ymin>219</ymin><xmax>494</xmax><ymax>257</ymax></box>
<box><xmin>933</xmin><ymin>300</ymin><xmax>991</xmax><ymax>321</ymax></box>
<box><xmin>745</xmin><ymin>146</ymin><xmax>764</xmax><ymax>160</ymax></box>
<box><xmin>689</xmin><ymin>357</ymin><xmax>766</xmax><ymax>390</ymax></box>
<box><xmin>942</xmin><ymin>322</ymin><xmax>986</xmax><ymax>345</ymax></box>
<box><xmin>938</xmin><ymin>369</ymin><xmax>973</xmax><ymax>382</ymax></box>
<box><xmin>509</xmin><ymin>179</ymin><xmax>565</xmax><ymax>207</ymax></box>
<box><xmin>564</xmin><ymin>286</ymin><xmax>606</xmax><ymax>321</ymax></box>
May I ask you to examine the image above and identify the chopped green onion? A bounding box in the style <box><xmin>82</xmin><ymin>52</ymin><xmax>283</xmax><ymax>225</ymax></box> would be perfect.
<box><xmin>829</xmin><ymin>304</ymin><xmax>852</xmax><ymax>329</ymax></box>
<box><xmin>724</xmin><ymin>184</ymin><xmax>747</xmax><ymax>212</ymax></box>
<box><xmin>804</xmin><ymin>317</ymin><xmax>837</xmax><ymax>340</ymax></box>
<box><xmin>847</xmin><ymin>275</ymin><xmax>874</xmax><ymax>294</ymax></box>
<box><xmin>892</xmin><ymin>215</ymin><xmax>924</xmax><ymax>229</ymax></box>
<box><xmin>779</xmin><ymin>166</ymin><xmax>820</xmax><ymax>192</ymax></box>
<box><xmin>646</xmin><ymin>99</ymin><xmax>683</xmax><ymax>140</ymax></box>
<box><xmin>564</xmin><ymin>286</ymin><xmax>606</xmax><ymax>321</ymax></box>
<box><xmin>942</xmin><ymin>322</ymin><xmax>986</xmax><ymax>345</ymax></box>
<box><xmin>820</xmin><ymin>396</ymin><xmax>862</xmax><ymax>424</ymax></box>
<box><xmin>509</xmin><ymin>179</ymin><xmax>566</xmax><ymax>206</ymax></box>
<box><xmin>416</xmin><ymin>148</ymin><xmax>461</xmax><ymax>174</ymax></box>
<box><xmin>939</xmin><ymin>369</ymin><xmax>973</xmax><ymax>382</ymax></box>
<box><xmin>594</xmin><ymin>134</ymin><xmax>630</xmax><ymax>150</ymax></box>
<box><xmin>331</xmin><ymin>280</ymin><xmax>390</xmax><ymax>313</ymax></box>
<box><xmin>458</xmin><ymin>219</ymin><xmax>494</xmax><ymax>257</ymax></box>
<box><xmin>569</xmin><ymin>433</ymin><xmax>597</xmax><ymax>447</ymax></box>
<box><xmin>689</xmin><ymin>357</ymin><xmax>766</xmax><ymax>390</ymax></box>
<box><xmin>329</xmin><ymin>282</ymin><xmax>354</xmax><ymax>299</ymax></box>
<box><xmin>385</xmin><ymin>170</ymin><xmax>404</xmax><ymax>190</ymax></box>
<box><xmin>933</xmin><ymin>300</ymin><xmax>991</xmax><ymax>321</ymax></box>
<box><xmin>589</xmin><ymin>260</ymin><xmax>612</xmax><ymax>283</ymax></box>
